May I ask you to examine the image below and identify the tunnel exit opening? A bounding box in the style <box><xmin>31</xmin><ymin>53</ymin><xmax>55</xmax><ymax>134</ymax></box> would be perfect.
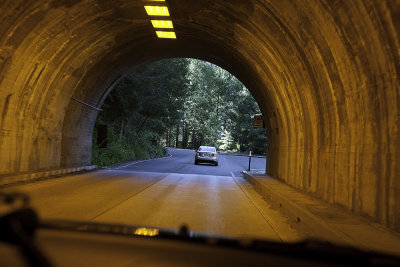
<box><xmin>91</xmin><ymin>58</ymin><xmax>268</xmax><ymax>168</ymax></box>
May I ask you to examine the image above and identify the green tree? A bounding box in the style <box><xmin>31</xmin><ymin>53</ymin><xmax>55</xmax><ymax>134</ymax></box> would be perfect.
<box><xmin>181</xmin><ymin>59</ymin><xmax>266</xmax><ymax>153</ymax></box>
<box><xmin>93</xmin><ymin>58</ymin><xmax>190</xmax><ymax>165</ymax></box>
<box><xmin>92</xmin><ymin>58</ymin><xmax>267</xmax><ymax>166</ymax></box>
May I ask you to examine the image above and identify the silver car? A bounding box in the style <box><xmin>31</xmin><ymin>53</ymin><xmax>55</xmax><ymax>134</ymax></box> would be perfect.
<box><xmin>195</xmin><ymin>146</ymin><xmax>218</xmax><ymax>166</ymax></box>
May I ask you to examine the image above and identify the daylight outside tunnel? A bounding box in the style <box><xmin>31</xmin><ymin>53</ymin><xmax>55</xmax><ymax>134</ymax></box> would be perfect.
<box><xmin>0</xmin><ymin>0</ymin><xmax>399</xmax><ymax>264</ymax></box>
<box><xmin>92</xmin><ymin>58</ymin><xmax>267</xmax><ymax>167</ymax></box>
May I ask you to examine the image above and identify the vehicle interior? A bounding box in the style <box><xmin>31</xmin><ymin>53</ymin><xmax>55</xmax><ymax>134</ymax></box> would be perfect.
<box><xmin>0</xmin><ymin>0</ymin><xmax>399</xmax><ymax>266</ymax></box>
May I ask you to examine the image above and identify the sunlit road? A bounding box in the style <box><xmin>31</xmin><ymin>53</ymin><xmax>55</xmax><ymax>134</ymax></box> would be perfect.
<box><xmin>5</xmin><ymin>148</ymin><xmax>300</xmax><ymax>242</ymax></box>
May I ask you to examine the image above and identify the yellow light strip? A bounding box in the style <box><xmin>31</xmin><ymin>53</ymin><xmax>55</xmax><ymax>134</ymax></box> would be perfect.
<box><xmin>151</xmin><ymin>20</ymin><xmax>173</xmax><ymax>29</ymax></box>
<box><xmin>133</xmin><ymin>227</ymin><xmax>159</xmax><ymax>236</ymax></box>
<box><xmin>156</xmin><ymin>31</ymin><xmax>176</xmax><ymax>39</ymax></box>
<box><xmin>146</xmin><ymin>0</ymin><xmax>165</xmax><ymax>1</ymax></box>
<box><xmin>144</xmin><ymin>6</ymin><xmax>170</xmax><ymax>16</ymax></box>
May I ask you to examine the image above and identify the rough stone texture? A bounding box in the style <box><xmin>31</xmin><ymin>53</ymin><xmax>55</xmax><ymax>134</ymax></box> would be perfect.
<box><xmin>0</xmin><ymin>1</ymin><xmax>399</xmax><ymax>230</ymax></box>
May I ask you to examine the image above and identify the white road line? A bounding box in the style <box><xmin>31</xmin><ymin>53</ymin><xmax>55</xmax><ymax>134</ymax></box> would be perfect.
<box><xmin>114</xmin><ymin>154</ymin><xmax>173</xmax><ymax>169</ymax></box>
<box><xmin>89</xmin><ymin>175</ymin><xmax>169</xmax><ymax>221</ymax></box>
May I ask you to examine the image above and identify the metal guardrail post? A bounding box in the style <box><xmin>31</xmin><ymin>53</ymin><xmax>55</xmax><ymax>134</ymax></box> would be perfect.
<box><xmin>248</xmin><ymin>151</ymin><xmax>252</xmax><ymax>171</ymax></box>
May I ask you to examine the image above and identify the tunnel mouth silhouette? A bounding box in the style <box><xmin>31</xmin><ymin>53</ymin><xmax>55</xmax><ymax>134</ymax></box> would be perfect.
<box><xmin>0</xmin><ymin>0</ymin><xmax>398</xmax><ymax>231</ymax></box>
<box><xmin>60</xmin><ymin>49</ymin><xmax>274</xmax><ymax>170</ymax></box>
<box><xmin>89</xmin><ymin>58</ymin><xmax>268</xmax><ymax>167</ymax></box>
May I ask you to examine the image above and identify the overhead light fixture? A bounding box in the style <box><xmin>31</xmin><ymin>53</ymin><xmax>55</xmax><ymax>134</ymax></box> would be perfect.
<box><xmin>144</xmin><ymin>6</ymin><xmax>170</xmax><ymax>16</ymax></box>
<box><xmin>156</xmin><ymin>31</ymin><xmax>176</xmax><ymax>39</ymax></box>
<box><xmin>144</xmin><ymin>1</ymin><xmax>177</xmax><ymax>39</ymax></box>
<box><xmin>151</xmin><ymin>20</ymin><xmax>173</xmax><ymax>29</ymax></box>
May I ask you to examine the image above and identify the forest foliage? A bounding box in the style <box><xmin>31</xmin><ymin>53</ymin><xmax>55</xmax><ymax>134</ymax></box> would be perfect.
<box><xmin>92</xmin><ymin>58</ymin><xmax>266</xmax><ymax>166</ymax></box>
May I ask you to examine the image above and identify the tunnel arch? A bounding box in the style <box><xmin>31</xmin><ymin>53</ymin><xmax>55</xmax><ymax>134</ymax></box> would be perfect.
<box><xmin>60</xmin><ymin>50</ymin><xmax>273</xmax><ymax>168</ymax></box>
<box><xmin>0</xmin><ymin>0</ymin><xmax>398</xmax><ymax>231</ymax></box>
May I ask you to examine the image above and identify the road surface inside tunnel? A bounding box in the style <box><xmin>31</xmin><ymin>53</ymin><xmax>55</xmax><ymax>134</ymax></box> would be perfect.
<box><xmin>4</xmin><ymin>148</ymin><xmax>301</xmax><ymax>242</ymax></box>
<box><xmin>116</xmin><ymin>148</ymin><xmax>267</xmax><ymax>177</ymax></box>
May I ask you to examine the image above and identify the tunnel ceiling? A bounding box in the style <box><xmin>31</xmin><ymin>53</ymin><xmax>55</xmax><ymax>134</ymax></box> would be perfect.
<box><xmin>0</xmin><ymin>1</ymin><xmax>399</xmax><ymax>231</ymax></box>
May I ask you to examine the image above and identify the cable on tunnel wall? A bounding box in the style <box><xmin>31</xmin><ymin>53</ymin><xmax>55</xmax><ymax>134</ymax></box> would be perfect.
<box><xmin>71</xmin><ymin>97</ymin><xmax>103</xmax><ymax>111</ymax></box>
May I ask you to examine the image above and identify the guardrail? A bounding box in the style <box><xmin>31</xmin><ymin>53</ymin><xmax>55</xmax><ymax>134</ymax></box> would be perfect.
<box><xmin>217</xmin><ymin>152</ymin><xmax>266</xmax><ymax>159</ymax></box>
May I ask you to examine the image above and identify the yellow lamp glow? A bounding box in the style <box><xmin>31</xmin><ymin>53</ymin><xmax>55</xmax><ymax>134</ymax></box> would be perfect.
<box><xmin>156</xmin><ymin>31</ymin><xmax>176</xmax><ymax>39</ymax></box>
<box><xmin>133</xmin><ymin>227</ymin><xmax>159</xmax><ymax>236</ymax></box>
<box><xmin>151</xmin><ymin>20</ymin><xmax>173</xmax><ymax>29</ymax></box>
<box><xmin>144</xmin><ymin>6</ymin><xmax>170</xmax><ymax>16</ymax></box>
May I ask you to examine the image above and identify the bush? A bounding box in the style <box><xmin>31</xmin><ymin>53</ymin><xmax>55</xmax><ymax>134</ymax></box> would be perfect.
<box><xmin>92</xmin><ymin>126</ymin><xmax>166</xmax><ymax>166</ymax></box>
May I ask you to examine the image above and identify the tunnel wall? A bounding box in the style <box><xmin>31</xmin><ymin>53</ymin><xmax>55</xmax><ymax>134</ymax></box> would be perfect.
<box><xmin>0</xmin><ymin>0</ymin><xmax>399</xmax><ymax>231</ymax></box>
<box><xmin>265</xmin><ymin>0</ymin><xmax>400</xmax><ymax>229</ymax></box>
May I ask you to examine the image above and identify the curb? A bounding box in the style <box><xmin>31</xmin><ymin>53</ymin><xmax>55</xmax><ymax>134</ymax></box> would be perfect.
<box><xmin>0</xmin><ymin>152</ymin><xmax>173</xmax><ymax>187</ymax></box>
<box><xmin>111</xmin><ymin>153</ymin><xmax>173</xmax><ymax>169</ymax></box>
<box><xmin>242</xmin><ymin>171</ymin><xmax>357</xmax><ymax>246</ymax></box>
<box><xmin>0</xmin><ymin>165</ymin><xmax>97</xmax><ymax>187</ymax></box>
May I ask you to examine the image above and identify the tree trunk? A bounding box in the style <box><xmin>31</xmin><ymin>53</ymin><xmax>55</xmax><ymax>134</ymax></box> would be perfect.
<box><xmin>182</xmin><ymin>121</ymin><xmax>189</xmax><ymax>148</ymax></box>
<box><xmin>175</xmin><ymin>125</ymin><xmax>179</xmax><ymax>148</ymax></box>
<box><xmin>119</xmin><ymin>120</ymin><xmax>124</xmax><ymax>143</ymax></box>
<box><xmin>166</xmin><ymin>128</ymin><xmax>170</xmax><ymax>147</ymax></box>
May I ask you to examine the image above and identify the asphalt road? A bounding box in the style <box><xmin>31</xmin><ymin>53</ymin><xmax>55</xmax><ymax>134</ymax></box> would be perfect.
<box><xmin>116</xmin><ymin>148</ymin><xmax>267</xmax><ymax>177</ymax></box>
<box><xmin>5</xmin><ymin>148</ymin><xmax>300</xmax><ymax>242</ymax></box>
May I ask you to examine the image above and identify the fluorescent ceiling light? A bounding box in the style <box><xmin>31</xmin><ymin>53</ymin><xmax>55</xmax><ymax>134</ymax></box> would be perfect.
<box><xmin>156</xmin><ymin>31</ymin><xmax>176</xmax><ymax>39</ymax></box>
<box><xmin>146</xmin><ymin>0</ymin><xmax>165</xmax><ymax>1</ymax></box>
<box><xmin>144</xmin><ymin>6</ymin><xmax>170</xmax><ymax>16</ymax></box>
<box><xmin>151</xmin><ymin>20</ymin><xmax>173</xmax><ymax>29</ymax></box>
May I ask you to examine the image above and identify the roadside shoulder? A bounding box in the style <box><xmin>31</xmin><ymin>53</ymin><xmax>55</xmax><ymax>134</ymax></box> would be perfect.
<box><xmin>243</xmin><ymin>171</ymin><xmax>400</xmax><ymax>256</ymax></box>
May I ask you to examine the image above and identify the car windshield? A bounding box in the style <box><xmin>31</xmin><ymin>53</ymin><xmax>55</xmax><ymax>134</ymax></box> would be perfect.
<box><xmin>1</xmin><ymin>3</ymin><xmax>400</xmax><ymax>263</ymax></box>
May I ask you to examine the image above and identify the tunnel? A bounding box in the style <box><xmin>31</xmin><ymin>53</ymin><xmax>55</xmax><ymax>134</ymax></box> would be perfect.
<box><xmin>0</xmin><ymin>0</ymin><xmax>399</xmax><ymax>232</ymax></box>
